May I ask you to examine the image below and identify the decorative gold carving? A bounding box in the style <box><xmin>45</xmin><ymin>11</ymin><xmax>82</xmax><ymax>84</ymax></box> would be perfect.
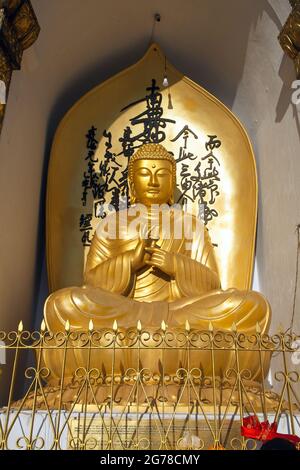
<box><xmin>11</xmin><ymin>0</ymin><xmax>40</xmax><ymax>49</ymax></box>
<box><xmin>279</xmin><ymin>1</ymin><xmax>300</xmax><ymax>78</ymax></box>
<box><xmin>0</xmin><ymin>0</ymin><xmax>40</xmax><ymax>134</ymax></box>
<box><xmin>0</xmin><ymin>44</ymin><xmax>11</xmax><ymax>127</ymax></box>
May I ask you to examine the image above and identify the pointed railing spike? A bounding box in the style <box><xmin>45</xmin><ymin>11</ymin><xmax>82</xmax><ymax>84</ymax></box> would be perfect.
<box><xmin>40</xmin><ymin>319</ymin><xmax>46</xmax><ymax>332</ymax></box>
<box><xmin>113</xmin><ymin>320</ymin><xmax>118</xmax><ymax>332</ymax></box>
<box><xmin>185</xmin><ymin>320</ymin><xmax>190</xmax><ymax>332</ymax></box>
<box><xmin>65</xmin><ymin>319</ymin><xmax>70</xmax><ymax>332</ymax></box>
<box><xmin>88</xmin><ymin>319</ymin><xmax>94</xmax><ymax>332</ymax></box>
<box><xmin>278</xmin><ymin>323</ymin><xmax>284</xmax><ymax>334</ymax></box>
<box><xmin>161</xmin><ymin>320</ymin><xmax>166</xmax><ymax>332</ymax></box>
<box><xmin>18</xmin><ymin>321</ymin><xmax>23</xmax><ymax>333</ymax></box>
<box><xmin>137</xmin><ymin>320</ymin><xmax>142</xmax><ymax>332</ymax></box>
<box><xmin>231</xmin><ymin>322</ymin><xmax>237</xmax><ymax>332</ymax></box>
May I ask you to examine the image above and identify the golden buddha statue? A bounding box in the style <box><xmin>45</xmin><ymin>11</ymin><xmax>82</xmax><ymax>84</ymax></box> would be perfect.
<box><xmin>42</xmin><ymin>142</ymin><xmax>271</xmax><ymax>388</ymax></box>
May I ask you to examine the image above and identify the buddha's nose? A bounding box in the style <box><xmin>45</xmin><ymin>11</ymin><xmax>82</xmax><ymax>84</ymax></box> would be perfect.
<box><xmin>148</xmin><ymin>173</ymin><xmax>159</xmax><ymax>187</ymax></box>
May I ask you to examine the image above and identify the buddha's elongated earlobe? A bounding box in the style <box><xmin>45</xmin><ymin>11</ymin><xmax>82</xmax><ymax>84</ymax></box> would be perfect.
<box><xmin>168</xmin><ymin>193</ymin><xmax>174</xmax><ymax>205</ymax></box>
<box><xmin>129</xmin><ymin>184</ymin><xmax>136</xmax><ymax>204</ymax></box>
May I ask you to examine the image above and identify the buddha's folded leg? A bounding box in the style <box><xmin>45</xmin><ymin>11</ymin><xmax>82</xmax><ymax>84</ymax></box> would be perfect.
<box><xmin>42</xmin><ymin>286</ymin><xmax>271</xmax><ymax>383</ymax></box>
<box><xmin>43</xmin><ymin>286</ymin><xmax>171</xmax><ymax>380</ymax></box>
<box><xmin>169</xmin><ymin>288</ymin><xmax>271</xmax><ymax>333</ymax></box>
<box><xmin>44</xmin><ymin>286</ymin><xmax>137</xmax><ymax>331</ymax></box>
<box><xmin>44</xmin><ymin>285</ymin><xmax>171</xmax><ymax>331</ymax></box>
<box><xmin>169</xmin><ymin>288</ymin><xmax>271</xmax><ymax>381</ymax></box>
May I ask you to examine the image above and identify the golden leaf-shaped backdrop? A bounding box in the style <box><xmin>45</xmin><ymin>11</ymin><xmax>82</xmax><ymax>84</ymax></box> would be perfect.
<box><xmin>47</xmin><ymin>43</ymin><xmax>257</xmax><ymax>294</ymax></box>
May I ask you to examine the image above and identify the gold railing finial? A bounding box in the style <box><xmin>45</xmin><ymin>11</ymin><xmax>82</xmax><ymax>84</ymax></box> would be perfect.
<box><xmin>88</xmin><ymin>320</ymin><xmax>94</xmax><ymax>332</ymax></box>
<box><xmin>231</xmin><ymin>322</ymin><xmax>237</xmax><ymax>332</ymax></box>
<box><xmin>137</xmin><ymin>320</ymin><xmax>142</xmax><ymax>332</ymax></box>
<box><xmin>185</xmin><ymin>320</ymin><xmax>190</xmax><ymax>332</ymax></box>
<box><xmin>65</xmin><ymin>320</ymin><xmax>70</xmax><ymax>332</ymax></box>
<box><xmin>40</xmin><ymin>319</ymin><xmax>46</xmax><ymax>332</ymax></box>
<box><xmin>17</xmin><ymin>321</ymin><xmax>23</xmax><ymax>333</ymax></box>
<box><xmin>161</xmin><ymin>320</ymin><xmax>166</xmax><ymax>332</ymax></box>
<box><xmin>112</xmin><ymin>320</ymin><xmax>118</xmax><ymax>332</ymax></box>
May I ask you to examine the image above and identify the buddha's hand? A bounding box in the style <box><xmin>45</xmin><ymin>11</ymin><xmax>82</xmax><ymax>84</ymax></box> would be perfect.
<box><xmin>131</xmin><ymin>238</ymin><xmax>148</xmax><ymax>272</ymax></box>
<box><xmin>144</xmin><ymin>247</ymin><xmax>175</xmax><ymax>277</ymax></box>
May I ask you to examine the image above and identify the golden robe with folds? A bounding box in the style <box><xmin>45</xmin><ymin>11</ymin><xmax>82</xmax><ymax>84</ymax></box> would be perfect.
<box><xmin>44</xmin><ymin>208</ymin><xmax>271</xmax><ymax>382</ymax></box>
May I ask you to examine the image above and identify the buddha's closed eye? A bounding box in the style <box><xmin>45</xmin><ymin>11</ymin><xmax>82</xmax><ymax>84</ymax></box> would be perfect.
<box><xmin>135</xmin><ymin>168</ymin><xmax>151</xmax><ymax>177</ymax></box>
<box><xmin>156</xmin><ymin>169</ymin><xmax>172</xmax><ymax>177</ymax></box>
<box><xmin>136</xmin><ymin>168</ymin><xmax>171</xmax><ymax>177</ymax></box>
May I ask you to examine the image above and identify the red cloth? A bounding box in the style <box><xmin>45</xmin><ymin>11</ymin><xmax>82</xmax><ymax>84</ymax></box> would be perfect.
<box><xmin>241</xmin><ymin>415</ymin><xmax>300</xmax><ymax>445</ymax></box>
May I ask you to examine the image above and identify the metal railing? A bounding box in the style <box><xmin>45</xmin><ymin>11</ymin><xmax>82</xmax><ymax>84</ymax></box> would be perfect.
<box><xmin>0</xmin><ymin>321</ymin><xmax>299</xmax><ymax>450</ymax></box>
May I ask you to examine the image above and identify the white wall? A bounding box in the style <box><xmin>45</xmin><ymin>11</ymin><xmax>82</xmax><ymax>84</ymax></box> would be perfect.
<box><xmin>232</xmin><ymin>1</ymin><xmax>300</xmax><ymax>333</ymax></box>
<box><xmin>0</xmin><ymin>0</ymin><xmax>299</xmax><ymax>334</ymax></box>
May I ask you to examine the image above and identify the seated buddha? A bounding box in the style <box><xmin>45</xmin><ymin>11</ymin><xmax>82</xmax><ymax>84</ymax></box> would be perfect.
<box><xmin>43</xmin><ymin>143</ymin><xmax>271</xmax><ymax>385</ymax></box>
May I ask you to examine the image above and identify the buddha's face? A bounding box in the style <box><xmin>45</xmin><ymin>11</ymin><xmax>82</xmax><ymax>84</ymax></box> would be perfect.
<box><xmin>131</xmin><ymin>158</ymin><xmax>173</xmax><ymax>206</ymax></box>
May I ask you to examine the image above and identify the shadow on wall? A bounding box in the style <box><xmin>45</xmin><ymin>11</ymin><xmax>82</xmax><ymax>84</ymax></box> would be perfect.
<box><xmin>32</xmin><ymin>0</ymin><xmax>287</xmax><ymax>328</ymax></box>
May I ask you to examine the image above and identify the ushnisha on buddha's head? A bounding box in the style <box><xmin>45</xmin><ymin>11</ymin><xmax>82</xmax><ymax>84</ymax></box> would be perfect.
<box><xmin>128</xmin><ymin>143</ymin><xmax>176</xmax><ymax>207</ymax></box>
